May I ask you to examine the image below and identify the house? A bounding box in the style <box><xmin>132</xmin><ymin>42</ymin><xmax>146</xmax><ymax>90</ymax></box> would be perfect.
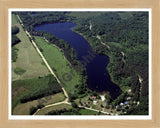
<box><xmin>92</xmin><ymin>96</ymin><xmax>96</xmax><ymax>100</ymax></box>
<box><xmin>133</xmin><ymin>101</ymin><xmax>136</xmax><ymax>104</ymax></box>
<box><xmin>116</xmin><ymin>105</ymin><xmax>120</xmax><ymax>109</ymax></box>
<box><xmin>120</xmin><ymin>103</ymin><xmax>124</xmax><ymax>106</ymax></box>
<box><xmin>93</xmin><ymin>101</ymin><xmax>97</xmax><ymax>105</ymax></box>
<box><xmin>127</xmin><ymin>97</ymin><xmax>132</xmax><ymax>100</ymax></box>
<box><xmin>124</xmin><ymin>101</ymin><xmax>128</xmax><ymax>105</ymax></box>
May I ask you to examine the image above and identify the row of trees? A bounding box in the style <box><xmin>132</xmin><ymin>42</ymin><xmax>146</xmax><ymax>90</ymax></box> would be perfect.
<box><xmin>12</xmin><ymin>26</ymin><xmax>20</xmax><ymax>46</ymax></box>
<box><xmin>11</xmin><ymin>26</ymin><xmax>20</xmax><ymax>62</ymax></box>
<box><xmin>19</xmin><ymin>75</ymin><xmax>62</xmax><ymax>103</ymax></box>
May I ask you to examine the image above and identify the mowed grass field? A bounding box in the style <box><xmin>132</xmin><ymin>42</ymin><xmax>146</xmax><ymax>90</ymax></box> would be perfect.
<box><xmin>12</xmin><ymin>15</ymin><xmax>49</xmax><ymax>81</ymax></box>
<box><xmin>36</xmin><ymin>103</ymin><xmax>72</xmax><ymax>115</ymax></box>
<box><xmin>13</xmin><ymin>92</ymin><xmax>65</xmax><ymax>115</ymax></box>
<box><xmin>34</xmin><ymin>36</ymin><xmax>81</xmax><ymax>93</ymax></box>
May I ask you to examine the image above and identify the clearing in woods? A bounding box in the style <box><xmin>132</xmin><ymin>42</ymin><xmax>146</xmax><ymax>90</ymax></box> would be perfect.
<box><xmin>12</xmin><ymin>14</ymin><xmax>49</xmax><ymax>81</ymax></box>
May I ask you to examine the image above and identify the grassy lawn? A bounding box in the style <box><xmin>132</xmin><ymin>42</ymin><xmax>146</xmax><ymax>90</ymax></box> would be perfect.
<box><xmin>13</xmin><ymin>92</ymin><xmax>65</xmax><ymax>115</ymax></box>
<box><xmin>79</xmin><ymin>109</ymin><xmax>99</xmax><ymax>115</ymax></box>
<box><xmin>12</xmin><ymin>22</ymin><xmax>49</xmax><ymax>81</ymax></box>
<box><xmin>34</xmin><ymin>36</ymin><xmax>81</xmax><ymax>93</ymax></box>
<box><xmin>36</xmin><ymin>103</ymin><xmax>72</xmax><ymax>115</ymax></box>
<box><xmin>12</xmin><ymin>14</ymin><xmax>19</xmax><ymax>25</ymax></box>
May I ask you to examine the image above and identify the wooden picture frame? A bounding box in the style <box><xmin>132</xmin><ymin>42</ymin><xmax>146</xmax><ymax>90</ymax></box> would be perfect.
<box><xmin>0</xmin><ymin>0</ymin><xmax>160</xmax><ymax>127</ymax></box>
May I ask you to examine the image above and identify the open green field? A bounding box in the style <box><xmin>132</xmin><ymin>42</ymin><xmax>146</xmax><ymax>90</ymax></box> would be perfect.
<box><xmin>36</xmin><ymin>103</ymin><xmax>72</xmax><ymax>115</ymax></box>
<box><xmin>34</xmin><ymin>36</ymin><xmax>81</xmax><ymax>93</ymax></box>
<box><xmin>12</xmin><ymin>22</ymin><xmax>49</xmax><ymax>81</ymax></box>
<box><xmin>13</xmin><ymin>92</ymin><xmax>65</xmax><ymax>115</ymax></box>
<box><xmin>12</xmin><ymin>14</ymin><xmax>19</xmax><ymax>25</ymax></box>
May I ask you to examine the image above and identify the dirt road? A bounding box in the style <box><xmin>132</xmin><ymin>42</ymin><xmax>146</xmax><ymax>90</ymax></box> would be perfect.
<box><xmin>16</xmin><ymin>15</ymin><xmax>69</xmax><ymax>115</ymax></box>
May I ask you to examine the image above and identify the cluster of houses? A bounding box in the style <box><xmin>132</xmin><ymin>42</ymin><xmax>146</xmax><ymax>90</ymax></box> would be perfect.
<box><xmin>86</xmin><ymin>95</ymin><xmax>138</xmax><ymax>114</ymax></box>
<box><xmin>115</xmin><ymin>97</ymin><xmax>132</xmax><ymax>112</ymax></box>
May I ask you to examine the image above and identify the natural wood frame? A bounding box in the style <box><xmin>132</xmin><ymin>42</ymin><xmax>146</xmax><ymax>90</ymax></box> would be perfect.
<box><xmin>0</xmin><ymin>0</ymin><xmax>160</xmax><ymax>127</ymax></box>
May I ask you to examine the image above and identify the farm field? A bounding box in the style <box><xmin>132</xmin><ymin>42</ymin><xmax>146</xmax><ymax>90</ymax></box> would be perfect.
<box><xmin>13</xmin><ymin>92</ymin><xmax>65</xmax><ymax>115</ymax></box>
<box><xmin>11</xmin><ymin>18</ymin><xmax>49</xmax><ymax>81</ymax></box>
<box><xmin>34</xmin><ymin>36</ymin><xmax>81</xmax><ymax>93</ymax></box>
<box><xmin>36</xmin><ymin>103</ymin><xmax>72</xmax><ymax>115</ymax></box>
<box><xmin>12</xmin><ymin>74</ymin><xmax>62</xmax><ymax>114</ymax></box>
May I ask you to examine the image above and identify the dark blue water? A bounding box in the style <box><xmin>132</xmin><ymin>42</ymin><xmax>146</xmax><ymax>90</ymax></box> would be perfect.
<box><xmin>34</xmin><ymin>22</ymin><xmax>122</xmax><ymax>99</ymax></box>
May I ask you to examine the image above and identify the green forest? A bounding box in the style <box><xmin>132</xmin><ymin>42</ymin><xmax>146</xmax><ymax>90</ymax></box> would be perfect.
<box><xmin>72</xmin><ymin>12</ymin><xmax>149</xmax><ymax>115</ymax></box>
<box><xmin>13</xmin><ymin>11</ymin><xmax>149</xmax><ymax>115</ymax></box>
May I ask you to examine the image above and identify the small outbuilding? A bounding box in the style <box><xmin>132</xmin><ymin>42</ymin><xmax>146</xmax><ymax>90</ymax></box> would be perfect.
<box><xmin>127</xmin><ymin>97</ymin><xmax>132</xmax><ymax>100</ymax></box>
<box><xmin>93</xmin><ymin>101</ymin><xmax>97</xmax><ymax>105</ymax></box>
<box><xmin>120</xmin><ymin>103</ymin><xmax>124</xmax><ymax>106</ymax></box>
<box><xmin>124</xmin><ymin>101</ymin><xmax>128</xmax><ymax>105</ymax></box>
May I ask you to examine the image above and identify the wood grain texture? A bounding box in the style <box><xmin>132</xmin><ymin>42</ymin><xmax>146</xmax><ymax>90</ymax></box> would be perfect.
<box><xmin>0</xmin><ymin>0</ymin><xmax>160</xmax><ymax>127</ymax></box>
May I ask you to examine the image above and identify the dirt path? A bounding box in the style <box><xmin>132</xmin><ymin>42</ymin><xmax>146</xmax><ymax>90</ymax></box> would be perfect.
<box><xmin>16</xmin><ymin>15</ymin><xmax>70</xmax><ymax>115</ymax></box>
<box><xmin>34</xmin><ymin>99</ymin><xmax>71</xmax><ymax>115</ymax></box>
<box><xmin>16</xmin><ymin>15</ymin><xmax>115</xmax><ymax>116</ymax></box>
<box><xmin>121</xmin><ymin>51</ymin><xmax>125</xmax><ymax>63</ymax></box>
<box><xmin>78</xmin><ymin>105</ymin><xmax>115</xmax><ymax>115</ymax></box>
<box><xmin>89</xmin><ymin>22</ymin><xmax>92</xmax><ymax>31</ymax></box>
<box><xmin>96</xmin><ymin>35</ymin><xmax>110</xmax><ymax>49</ymax></box>
<box><xmin>138</xmin><ymin>75</ymin><xmax>143</xmax><ymax>96</ymax></box>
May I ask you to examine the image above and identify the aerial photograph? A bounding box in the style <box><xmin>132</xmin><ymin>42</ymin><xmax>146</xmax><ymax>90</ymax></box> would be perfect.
<box><xmin>11</xmin><ymin>10</ymin><xmax>149</xmax><ymax>116</ymax></box>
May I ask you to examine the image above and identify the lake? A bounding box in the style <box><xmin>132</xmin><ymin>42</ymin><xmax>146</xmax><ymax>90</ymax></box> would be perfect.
<box><xmin>34</xmin><ymin>22</ymin><xmax>122</xmax><ymax>99</ymax></box>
